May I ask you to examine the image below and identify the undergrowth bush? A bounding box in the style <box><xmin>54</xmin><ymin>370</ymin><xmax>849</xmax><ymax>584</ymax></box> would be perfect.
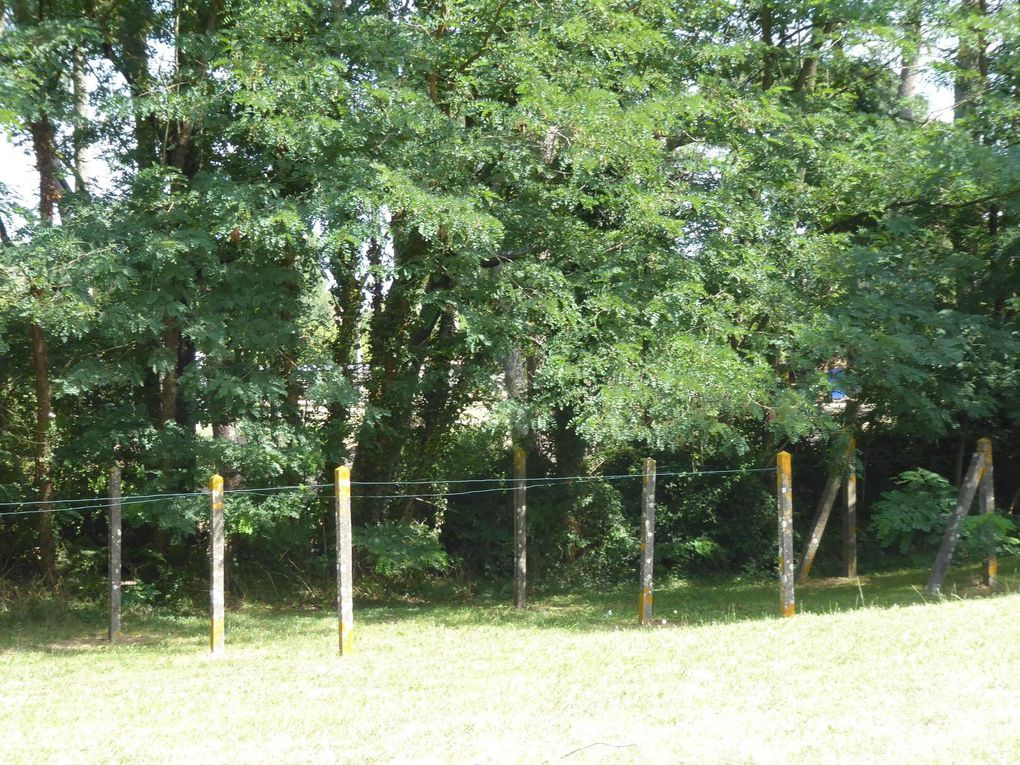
<box><xmin>355</xmin><ymin>520</ymin><xmax>449</xmax><ymax>580</ymax></box>
<box><xmin>871</xmin><ymin>469</ymin><xmax>1019</xmax><ymax>559</ymax></box>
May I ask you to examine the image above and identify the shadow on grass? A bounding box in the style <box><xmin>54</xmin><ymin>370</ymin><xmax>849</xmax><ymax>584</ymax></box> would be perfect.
<box><xmin>2</xmin><ymin>559</ymin><xmax>1017</xmax><ymax>652</ymax></box>
<box><xmin>351</xmin><ymin>557</ymin><xmax>1020</xmax><ymax>632</ymax></box>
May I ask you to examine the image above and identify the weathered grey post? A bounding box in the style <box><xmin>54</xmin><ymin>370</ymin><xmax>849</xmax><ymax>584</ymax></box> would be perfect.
<box><xmin>979</xmin><ymin>439</ymin><xmax>997</xmax><ymax>588</ymax></box>
<box><xmin>843</xmin><ymin>436</ymin><xmax>857</xmax><ymax>578</ymax></box>
<box><xmin>514</xmin><ymin>447</ymin><xmax>527</xmax><ymax>609</ymax></box>
<box><xmin>108</xmin><ymin>465</ymin><xmax>122</xmax><ymax>643</ymax></box>
<box><xmin>335</xmin><ymin>466</ymin><xmax>354</xmax><ymax>655</ymax></box>
<box><xmin>777</xmin><ymin>451</ymin><xmax>795</xmax><ymax>617</ymax></box>
<box><xmin>925</xmin><ymin>446</ymin><xmax>987</xmax><ymax>595</ymax></box>
<box><xmin>209</xmin><ymin>474</ymin><xmax>225</xmax><ymax>653</ymax></box>
<box><xmin>638</xmin><ymin>458</ymin><xmax>656</xmax><ymax>625</ymax></box>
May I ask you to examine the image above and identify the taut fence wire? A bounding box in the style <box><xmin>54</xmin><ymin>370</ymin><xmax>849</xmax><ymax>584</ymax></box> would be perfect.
<box><xmin>0</xmin><ymin>467</ymin><xmax>777</xmax><ymax>517</ymax></box>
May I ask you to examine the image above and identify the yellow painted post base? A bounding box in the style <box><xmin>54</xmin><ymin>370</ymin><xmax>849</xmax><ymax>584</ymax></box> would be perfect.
<box><xmin>985</xmin><ymin>559</ymin><xmax>998</xmax><ymax>589</ymax></box>
<box><xmin>638</xmin><ymin>588</ymin><xmax>653</xmax><ymax>625</ymax></box>
<box><xmin>210</xmin><ymin>618</ymin><xmax>225</xmax><ymax>653</ymax></box>
<box><xmin>339</xmin><ymin>620</ymin><xmax>354</xmax><ymax>656</ymax></box>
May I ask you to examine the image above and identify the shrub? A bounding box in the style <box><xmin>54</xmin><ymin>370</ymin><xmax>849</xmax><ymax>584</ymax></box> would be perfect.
<box><xmin>871</xmin><ymin>469</ymin><xmax>1019</xmax><ymax>559</ymax></box>
<box><xmin>871</xmin><ymin>469</ymin><xmax>955</xmax><ymax>555</ymax></box>
<box><xmin>355</xmin><ymin>520</ymin><xmax>449</xmax><ymax>579</ymax></box>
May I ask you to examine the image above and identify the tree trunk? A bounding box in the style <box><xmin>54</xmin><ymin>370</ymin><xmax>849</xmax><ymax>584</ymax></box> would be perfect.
<box><xmin>896</xmin><ymin>5</ymin><xmax>922</xmax><ymax>120</ymax></box>
<box><xmin>954</xmin><ymin>0</ymin><xmax>983</xmax><ymax>123</ymax></box>
<box><xmin>551</xmin><ymin>405</ymin><xmax>586</xmax><ymax>559</ymax></box>
<box><xmin>503</xmin><ymin>347</ymin><xmax>528</xmax><ymax>446</ymax></box>
<box><xmin>351</xmin><ymin>223</ymin><xmax>432</xmax><ymax>520</ymax></box>
<box><xmin>213</xmin><ymin>422</ymin><xmax>243</xmax><ymax>489</ymax></box>
<box><xmin>28</xmin><ymin>116</ymin><xmax>61</xmax><ymax>583</ymax></box>
<box><xmin>159</xmin><ymin>321</ymin><xmax>181</xmax><ymax>426</ymax></box>
<box><xmin>761</xmin><ymin>3</ymin><xmax>776</xmax><ymax>90</ymax></box>
<box><xmin>794</xmin><ymin>17</ymin><xmax>830</xmax><ymax>94</ymax></box>
<box><xmin>72</xmin><ymin>47</ymin><xmax>88</xmax><ymax>189</ymax></box>
<box><xmin>30</xmin><ymin>317</ymin><xmax>55</xmax><ymax>582</ymax></box>
<box><xmin>323</xmin><ymin>243</ymin><xmax>364</xmax><ymax>465</ymax></box>
<box><xmin>953</xmin><ymin>426</ymin><xmax>968</xmax><ymax>489</ymax></box>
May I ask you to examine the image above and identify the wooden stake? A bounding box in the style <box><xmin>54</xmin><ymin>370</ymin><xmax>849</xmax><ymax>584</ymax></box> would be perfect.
<box><xmin>514</xmin><ymin>447</ymin><xmax>527</xmax><ymax>609</ymax></box>
<box><xmin>796</xmin><ymin>468</ymin><xmax>841</xmax><ymax>584</ymax></box>
<box><xmin>108</xmin><ymin>465</ymin><xmax>122</xmax><ymax>643</ymax></box>
<box><xmin>925</xmin><ymin>448</ymin><xmax>986</xmax><ymax>595</ymax></box>
<box><xmin>777</xmin><ymin>451</ymin><xmax>795</xmax><ymax>617</ymax></box>
<box><xmin>843</xmin><ymin>437</ymin><xmax>857</xmax><ymax>579</ymax></box>
<box><xmin>335</xmin><ymin>466</ymin><xmax>354</xmax><ymax>656</ymax></box>
<box><xmin>209</xmin><ymin>474</ymin><xmax>225</xmax><ymax>654</ymax></box>
<box><xmin>638</xmin><ymin>458</ymin><xmax>656</xmax><ymax>625</ymax></box>
<box><xmin>979</xmin><ymin>439</ymin><xmax>997</xmax><ymax>588</ymax></box>
<box><xmin>798</xmin><ymin>438</ymin><xmax>856</xmax><ymax>583</ymax></box>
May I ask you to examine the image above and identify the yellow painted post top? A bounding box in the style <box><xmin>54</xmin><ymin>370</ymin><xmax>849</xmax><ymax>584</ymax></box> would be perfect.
<box><xmin>977</xmin><ymin>438</ymin><xmax>992</xmax><ymax>480</ymax></box>
<box><xmin>777</xmin><ymin>451</ymin><xmax>792</xmax><ymax>475</ymax></box>
<box><xmin>210</xmin><ymin>474</ymin><xmax>224</xmax><ymax>508</ymax></box>
<box><xmin>978</xmin><ymin>438</ymin><xmax>992</xmax><ymax>465</ymax></box>
<box><xmin>335</xmin><ymin>466</ymin><xmax>351</xmax><ymax>497</ymax></box>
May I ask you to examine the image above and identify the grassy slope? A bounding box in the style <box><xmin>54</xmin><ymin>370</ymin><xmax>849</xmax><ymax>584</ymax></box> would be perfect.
<box><xmin>3</xmin><ymin>562</ymin><xmax>1020</xmax><ymax>764</ymax></box>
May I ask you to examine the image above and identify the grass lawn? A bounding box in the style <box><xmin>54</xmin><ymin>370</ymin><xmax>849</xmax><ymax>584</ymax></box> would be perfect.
<box><xmin>3</xmin><ymin>561</ymin><xmax>1020</xmax><ymax>764</ymax></box>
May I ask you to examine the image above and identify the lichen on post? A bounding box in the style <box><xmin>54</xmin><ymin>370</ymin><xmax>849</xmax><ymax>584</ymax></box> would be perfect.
<box><xmin>979</xmin><ymin>439</ymin><xmax>997</xmax><ymax>588</ymax></box>
<box><xmin>108</xmin><ymin>465</ymin><xmax>123</xmax><ymax>643</ymax></box>
<box><xmin>638</xmin><ymin>458</ymin><xmax>656</xmax><ymax>626</ymax></box>
<box><xmin>513</xmin><ymin>448</ymin><xmax>527</xmax><ymax>610</ymax></box>
<box><xmin>209</xmin><ymin>473</ymin><xmax>225</xmax><ymax>653</ymax></box>
<box><xmin>776</xmin><ymin>451</ymin><xmax>795</xmax><ymax>618</ymax></box>
<box><xmin>843</xmin><ymin>437</ymin><xmax>858</xmax><ymax>579</ymax></box>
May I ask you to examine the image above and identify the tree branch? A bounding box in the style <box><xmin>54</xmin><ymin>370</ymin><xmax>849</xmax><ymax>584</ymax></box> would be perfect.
<box><xmin>457</xmin><ymin>0</ymin><xmax>511</xmax><ymax>74</ymax></box>
<box><xmin>480</xmin><ymin>246</ymin><xmax>530</xmax><ymax>268</ymax></box>
<box><xmin>0</xmin><ymin>216</ymin><xmax>13</xmax><ymax>247</ymax></box>
<box><xmin>824</xmin><ymin>184</ymin><xmax>1020</xmax><ymax>233</ymax></box>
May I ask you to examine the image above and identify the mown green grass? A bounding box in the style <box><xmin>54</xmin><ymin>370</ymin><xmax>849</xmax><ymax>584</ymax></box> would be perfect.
<box><xmin>3</xmin><ymin>561</ymin><xmax>1020</xmax><ymax>764</ymax></box>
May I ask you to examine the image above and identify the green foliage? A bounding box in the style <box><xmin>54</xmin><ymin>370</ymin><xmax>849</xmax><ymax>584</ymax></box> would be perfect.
<box><xmin>871</xmin><ymin>470</ymin><xmax>957</xmax><ymax>555</ymax></box>
<box><xmin>355</xmin><ymin>521</ymin><xmax>449</xmax><ymax>580</ymax></box>
<box><xmin>960</xmin><ymin>513</ymin><xmax>1020</xmax><ymax>560</ymax></box>
<box><xmin>656</xmin><ymin>472</ymin><xmax>777</xmax><ymax>577</ymax></box>
<box><xmin>2</xmin><ymin>0</ymin><xmax>1020</xmax><ymax>592</ymax></box>
<box><xmin>871</xmin><ymin>469</ymin><xmax>1019</xmax><ymax>560</ymax></box>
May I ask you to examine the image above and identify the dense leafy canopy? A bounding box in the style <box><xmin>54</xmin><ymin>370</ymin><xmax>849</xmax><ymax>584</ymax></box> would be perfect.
<box><xmin>1</xmin><ymin>0</ymin><xmax>1018</xmax><ymax>591</ymax></box>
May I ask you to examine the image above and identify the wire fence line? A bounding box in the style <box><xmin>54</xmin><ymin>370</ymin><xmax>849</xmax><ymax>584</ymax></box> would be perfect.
<box><xmin>0</xmin><ymin>466</ymin><xmax>777</xmax><ymax>517</ymax></box>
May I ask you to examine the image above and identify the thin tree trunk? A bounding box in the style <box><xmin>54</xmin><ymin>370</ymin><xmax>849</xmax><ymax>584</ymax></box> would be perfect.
<box><xmin>551</xmin><ymin>405</ymin><xmax>586</xmax><ymax>559</ymax></box>
<box><xmin>896</xmin><ymin>5</ymin><xmax>922</xmax><ymax>120</ymax></box>
<box><xmin>761</xmin><ymin>3</ymin><xmax>776</xmax><ymax>90</ymax></box>
<box><xmin>794</xmin><ymin>18</ymin><xmax>829</xmax><ymax>94</ymax></box>
<box><xmin>351</xmin><ymin>224</ymin><xmax>432</xmax><ymax>520</ymax></box>
<box><xmin>72</xmin><ymin>47</ymin><xmax>88</xmax><ymax>188</ymax></box>
<box><xmin>504</xmin><ymin>347</ymin><xmax>528</xmax><ymax>446</ymax></box>
<box><xmin>30</xmin><ymin>317</ymin><xmax>55</xmax><ymax>582</ymax></box>
<box><xmin>954</xmin><ymin>0</ymin><xmax>982</xmax><ymax>123</ymax></box>
<box><xmin>159</xmin><ymin>322</ymin><xmax>181</xmax><ymax>426</ymax></box>
<box><xmin>29</xmin><ymin>116</ymin><xmax>61</xmax><ymax>583</ymax></box>
<box><xmin>323</xmin><ymin>243</ymin><xmax>363</xmax><ymax>464</ymax></box>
